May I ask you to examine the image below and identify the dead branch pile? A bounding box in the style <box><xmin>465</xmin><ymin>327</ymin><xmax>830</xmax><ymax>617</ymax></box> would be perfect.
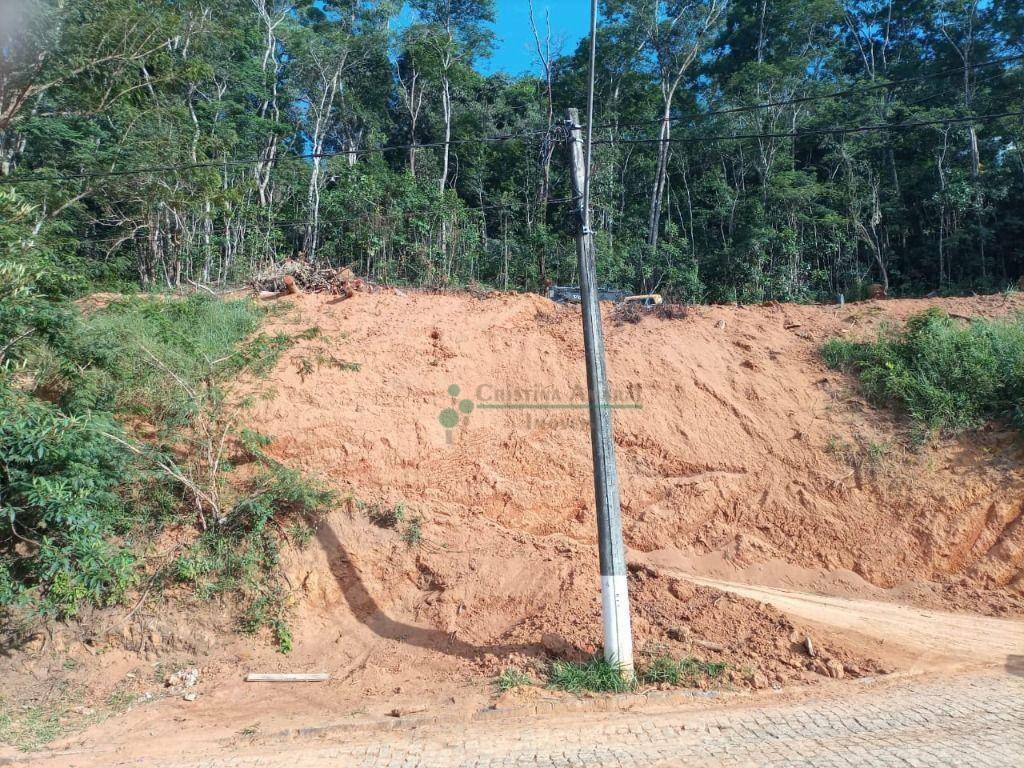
<box><xmin>251</xmin><ymin>259</ymin><xmax>364</xmax><ymax>298</ymax></box>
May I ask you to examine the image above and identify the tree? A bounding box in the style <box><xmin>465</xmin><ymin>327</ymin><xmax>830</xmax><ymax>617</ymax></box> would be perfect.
<box><xmin>408</xmin><ymin>0</ymin><xmax>495</xmax><ymax>192</ymax></box>
<box><xmin>605</xmin><ymin>0</ymin><xmax>726</xmax><ymax>263</ymax></box>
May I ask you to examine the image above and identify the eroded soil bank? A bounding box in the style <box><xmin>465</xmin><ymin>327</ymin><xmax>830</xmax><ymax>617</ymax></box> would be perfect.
<box><xmin>4</xmin><ymin>290</ymin><xmax>1023</xmax><ymax>759</ymax></box>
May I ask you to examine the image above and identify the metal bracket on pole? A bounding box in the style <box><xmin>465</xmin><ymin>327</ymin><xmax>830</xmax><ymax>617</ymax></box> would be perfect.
<box><xmin>563</xmin><ymin>107</ymin><xmax>634</xmax><ymax>679</ymax></box>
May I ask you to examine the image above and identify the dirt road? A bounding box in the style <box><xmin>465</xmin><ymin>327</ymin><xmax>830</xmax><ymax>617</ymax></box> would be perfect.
<box><xmin>668</xmin><ymin>573</ymin><xmax>1024</xmax><ymax>666</ymax></box>
<box><xmin>21</xmin><ymin>579</ymin><xmax>1020</xmax><ymax>768</ymax></box>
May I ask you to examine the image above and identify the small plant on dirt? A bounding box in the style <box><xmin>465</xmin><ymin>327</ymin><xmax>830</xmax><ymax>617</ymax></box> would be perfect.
<box><xmin>105</xmin><ymin>688</ymin><xmax>136</xmax><ymax>714</ymax></box>
<box><xmin>546</xmin><ymin>657</ymin><xmax>635</xmax><ymax>694</ymax></box>
<box><xmin>365</xmin><ymin>500</ymin><xmax>406</xmax><ymax>529</ymax></box>
<box><xmin>824</xmin><ymin>435</ymin><xmax>853</xmax><ymax>461</ymax></box>
<box><xmin>295</xmin><ymin>356</ymin><xmax>315</xmax><ymax>381</ymax></box>
<box><xmin>864</xmin><ymin>440</ymin><xmax>889</xmax><ymax>467</ymax></box>
<box><xmin>286</xmin><ymin>521</ymin><xmax>317</xmax><ymax>549</ymax></box>
<box><xmin>239</xmin><ymin>595</ymin><xmax>294</xmax><ymax>654</ymax></box>
<box><xmin>637</xmin><ymin>654</ymin><xmax>727</xmax><ymax>687</ymax></box>
<box><xmin>496</xmin><ymin>668</ymin><xmax>534</xmax><ymax>692</ymax></box>
<box><xmin>402</xmin><ymin>515</ymin><xmax>423</xmax><ymax>548</ymax></box>
<box><xmin>825</xmin><ymin>435</ymin><xmax>891</xmax><ymax>472</ymax></box>
<box><xmin>313</xmin><ymin>350</ymin><xmax>361</xmax><ymax>372</ymax></box>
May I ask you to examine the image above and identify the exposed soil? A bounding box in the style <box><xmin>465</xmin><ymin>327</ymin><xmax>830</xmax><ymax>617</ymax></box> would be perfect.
<box><xmin>4</xmin><ymin>290</ymin><xmax>1024</xmax><ymax>759</ymax></box>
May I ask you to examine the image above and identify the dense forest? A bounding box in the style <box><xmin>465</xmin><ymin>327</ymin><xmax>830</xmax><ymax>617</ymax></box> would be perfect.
<box><xmin>2</xmin><ymin>0</ymin><xmax>1023</xmax><ymax>302</ymax></box>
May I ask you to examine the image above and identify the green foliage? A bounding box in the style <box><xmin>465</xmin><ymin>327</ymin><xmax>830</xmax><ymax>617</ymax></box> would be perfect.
<box><xmin>823</xmin><ymin>309</ymin><xmax>1024</xmax><ymax>432</ymax></box>
<box><xmin>4</xmin><ymin>0</ymin><xmax>1021</xmax><ymax>303</ymax></box>
<box><xmin>638</xmin><ymin>655</ymin><xmax>727</xmax><ymax>686</ymax></box>
<box><xmin>0</xmin><ymin>387</ymin><xmax>138</xmax><ymax>616</ymax></box>
<box><xmin>62</xmin><ymin>295</ymin><xmax>270</xmax><ymax>426</ymax></box>
<box><xmin>363</xmin><ymin>500</ymin><xmax>406</xmax><ymax>529</ymax></box>
<box><xmin>0</xmin><ymin>269</ymin><xmax>332</xmax><ymax>638</ymax></box>
<box><xmin>544</xmin><ymin>652</ymin><xmax>727</xmax><ymax>693</ymax></box>
<box><xmin>357</xmin><ymin>499</ymin><xmax>423</xmax><ymax>547</ymax></box>
<box><xmin>401</xmin><ymin>515</ymin><xmax>423</xmax><ymax>548</ymax></box>
<box><xmin>495</xmin><ymin>668</ymin><xmax>533</xmax><ymax>692</ymax></box>
<box><xmin>546</xmin><ymin>657</ymin><xmax>634</xmax><ymax>694</ymax></box>
<box><xmin>172</xmin><ymin>461</ymin><xmax>335</xmax><ymax>652</ymax></box>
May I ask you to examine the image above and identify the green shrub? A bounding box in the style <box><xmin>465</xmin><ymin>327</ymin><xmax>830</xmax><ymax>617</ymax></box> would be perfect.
<box><xmin>1</xmin><ymin>284</ymin><xmax>328</xmax><ymax>634</ymax></box>
<box><xmin>363</xmin><ymin>500</ymin><xmax>406</xmax><ymax>529</ymax></box>
<box><xmin>823</xmin><ymin>309</ymin><xmax>1024</xmax><ymax>432</ymax></box>
<box><xmin>0</xmin><ymin>387</ymin><xmax>138</xmax><ymax>616</ymax></box>
<box><xmin>172</xmin><ymin>460</ymin><xmax>336</xmax><ymax>652</ymax></box>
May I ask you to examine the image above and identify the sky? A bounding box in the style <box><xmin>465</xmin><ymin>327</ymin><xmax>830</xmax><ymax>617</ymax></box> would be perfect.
<box><xmin>397</xmin><ymin>1</ymin><xmax>591</xmax><ymax>76</ymax></box>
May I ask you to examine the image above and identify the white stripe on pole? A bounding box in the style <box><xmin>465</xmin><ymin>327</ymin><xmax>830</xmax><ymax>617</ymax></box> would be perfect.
<box><xmin>600</xmin><ymin>574</ymin><xmax>634</xmax><ymax>670</ymax></box>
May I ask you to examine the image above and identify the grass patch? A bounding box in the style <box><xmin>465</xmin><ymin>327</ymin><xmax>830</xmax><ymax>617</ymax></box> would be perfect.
<box><xmin>544</xmin><ymin>653</ymin><xmax>728</xmax><ymax>694</ymax></box>
<box><xmin>823</xmin><ymin>308</ymin><xmax>1024</xmax><ymax>433</ymax></box>
<box><xmin>547</xmin><ymin>657</ymin><xmax>634</xmax><ymax>694</ymax></box>
<box><xmin>0</xmin><ymin>683</ymin><xmax>95</xmax><ymax>752</ymax></box>
<box><xmin>638</xmin><ymin>655</ymin><xmax>727</xmax><ymax>686</ymax></box>
<box><xmin>496</xmin><ymin>668</ymin><xmax>533</xmax><ymax>692</ymax></box>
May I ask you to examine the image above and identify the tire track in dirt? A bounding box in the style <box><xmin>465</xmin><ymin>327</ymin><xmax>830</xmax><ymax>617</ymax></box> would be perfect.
<box><xmin>665</xmin><ymin>572</ymin><xmax>1024</xmax><ymax>665</ymax></box>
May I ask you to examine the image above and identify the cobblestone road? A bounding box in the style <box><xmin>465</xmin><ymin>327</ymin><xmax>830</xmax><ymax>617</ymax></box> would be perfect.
<box><xmin>135</xmin><ymin>672</ymin><xmax>1024</xmax><ymax>768</ymax></box>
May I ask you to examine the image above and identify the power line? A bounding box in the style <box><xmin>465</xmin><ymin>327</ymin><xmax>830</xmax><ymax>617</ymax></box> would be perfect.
<box><xmin>596</xmin><ymin>110</ymin><xmax>1024</xmax><ymax>147</ymax></box>
<box><xmin>590</xmin><ymin>53</ymin><xmax>1024</xmax><ymax>133</ymax></box>
<box><xmin>4</xmin><ymin>54</ymin><xmax>1019</xmax><ymax>187</ymax></box>
<box><xmin>37</xmin><ymin>196</ymin><xmax>571</xmax><ymax>246</ymax></box>
<box><xmin>0</xmin><ymin>129</ymin><xmax>548</xmax><ymax>186</ymax></box>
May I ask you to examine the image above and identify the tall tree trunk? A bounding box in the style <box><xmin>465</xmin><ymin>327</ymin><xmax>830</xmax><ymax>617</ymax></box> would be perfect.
<box><xmin>646</xmin><ymin>98</ymin><xmax>674</xmax><ymax>250</ymax></box>
<box><xmin>439</xmin><ymin>73</ymin><xmax>452</xmax><ymax>193</ymax></box>
<box><xmin>304</xmin><ymin>70</ymin><xmax>341</xmax><ymax>264</ymax></box>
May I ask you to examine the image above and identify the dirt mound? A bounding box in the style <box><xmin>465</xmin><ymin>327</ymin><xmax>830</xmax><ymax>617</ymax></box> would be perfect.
<box><xmin>263</xmin><ymin>291</ymin><xmax>1024</xmax><ymax>592</ymax></box>
<box><xmin>240</xmin><ymin>290</ymin><xmax>1024</xmax><ymax>691</ymax></box>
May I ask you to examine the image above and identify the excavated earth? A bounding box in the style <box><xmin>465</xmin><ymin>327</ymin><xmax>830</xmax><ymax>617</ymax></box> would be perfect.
<box><xmin>4</xmin><ymin>290</ymin><xmax>1024</xmax><ymax>760</ymax></box>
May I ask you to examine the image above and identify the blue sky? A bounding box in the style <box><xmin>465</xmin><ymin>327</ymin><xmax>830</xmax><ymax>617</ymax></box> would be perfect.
<box><xmin>397</xmin><ymin>1</ymin><xmax>591</xmax><ymax>75</ymax></box>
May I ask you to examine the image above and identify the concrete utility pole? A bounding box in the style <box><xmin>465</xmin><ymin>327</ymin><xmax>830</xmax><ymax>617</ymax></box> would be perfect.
<box><xmin>564</xmin><ymin>107</ymin><xmax>635</xmax><ymax>679</ymax></box>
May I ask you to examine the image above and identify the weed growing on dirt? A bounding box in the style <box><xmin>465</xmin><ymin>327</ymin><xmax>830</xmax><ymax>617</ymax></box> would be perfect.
<box><xmin>824</xmin><ymin>435</ymin><xmax>891</xmax><ymax>472</ymax></box>
<box><xmin>105</xmin><ymin>689</ymin><xmax>137</xmax><ymax>714</ymax></box>
<box><xmin>823</xmin><ymin>308</ymin><xmax>1024</xmax><ymax>433</ymax></box>
<box><xmin>363</xmin><ymin>500</ymin><xmax>406</xmax><ymax>529</ymax></box>
<box><xmin>402</xmin><ymin>515</ymin><xmax>423</xmax><ymax>548</ymax></box>
<box><xmin>639</xmin><ymin>655</ymin><xmax>727</xmax><ymax>686</ymax></box>
<box><xmin>496</xmin><ymin>668</ymin><xmax>534</xmax><ymax>692</ymax></box>
<box><xmin>240</xmin><ymin>595</ymin><xmax>294</xmax><ymax>653</ymax></box>
<box><xmin>0</xmin><ymin>683</ymin><xmax>95</xmax><ymax>752</ymax></box>
<box><xmin>545</xmin><ymin>653</ymin><xmax>728</xmax><ymax>694</ymax></box>
<box><xmin>173</xmin><ymin>455</ymin><xmax>335</xmax><ymax>653</ymax></box>
<box><xmin>547</xmin><ymin>658</ymin><xmax>634</xmax><ymax>694</ymax></box>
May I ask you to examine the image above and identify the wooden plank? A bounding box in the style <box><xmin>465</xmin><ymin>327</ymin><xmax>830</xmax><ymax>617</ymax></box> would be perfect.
<box><xmin>245</xmin><ymin>672</ymin><xmax>330</xmax><ymax>683</ymax></box>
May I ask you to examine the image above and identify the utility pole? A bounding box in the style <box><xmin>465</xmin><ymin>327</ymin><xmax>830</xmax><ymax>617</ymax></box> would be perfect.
<box><xmin>564</xmin><ymin>107</ymin><xmax>635</xmax><ymax>679</ymax></box>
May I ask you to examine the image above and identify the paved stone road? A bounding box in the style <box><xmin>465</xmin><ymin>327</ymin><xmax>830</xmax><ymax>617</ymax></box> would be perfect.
<box><xmin>95</xmin><ymin>673</ymin><xmax>1024</xmax><ymax>767</ymax></box>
